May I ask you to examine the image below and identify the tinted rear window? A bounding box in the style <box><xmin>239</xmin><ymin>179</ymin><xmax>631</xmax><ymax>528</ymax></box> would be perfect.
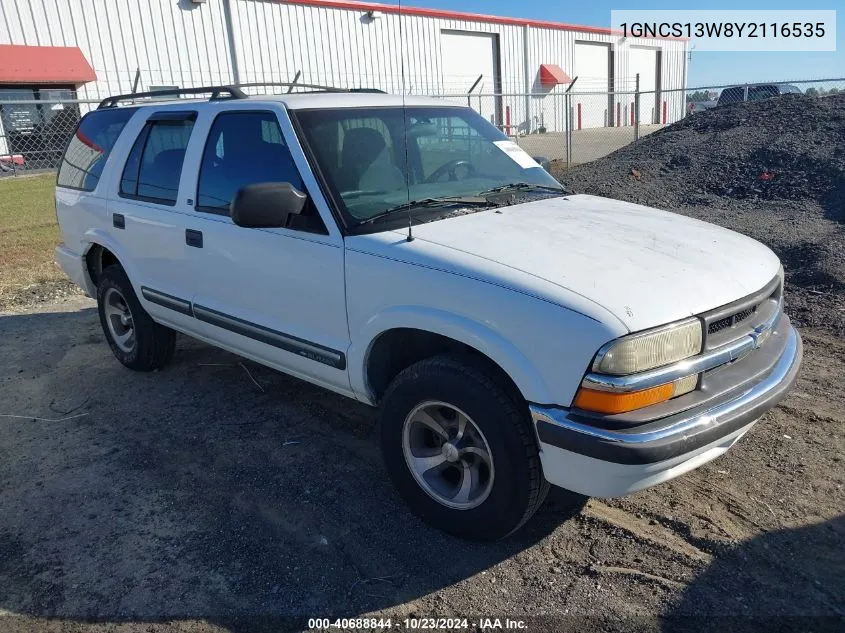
<box><xmin>57</xmin><ymin>108</ymin><xmax>137</xmax><ymax>191</ymax></box>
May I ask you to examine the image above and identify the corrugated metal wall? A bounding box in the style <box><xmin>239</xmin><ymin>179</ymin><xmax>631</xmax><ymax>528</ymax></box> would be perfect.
<box><xmin>0</xmin><ymin>0</ymin><xmax>234</xmax><ymax>100</ymax></box>
<box><xmin>0</xmin><ymin>0</ymin><xmax>687</xmax><ymax>130</ymax></box>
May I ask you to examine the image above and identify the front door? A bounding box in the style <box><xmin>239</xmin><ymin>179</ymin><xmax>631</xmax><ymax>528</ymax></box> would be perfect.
<box><xmin>182</xmin><ymin>105</ymin><xmax>352</xmax><ymax>397</ymax></box>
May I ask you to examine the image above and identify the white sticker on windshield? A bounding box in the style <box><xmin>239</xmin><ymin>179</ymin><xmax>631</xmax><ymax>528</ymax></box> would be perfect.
<box><xmin>493</xmin><ymin>140</ymin><xmax>541</xmax><ymax>170</ymax></box>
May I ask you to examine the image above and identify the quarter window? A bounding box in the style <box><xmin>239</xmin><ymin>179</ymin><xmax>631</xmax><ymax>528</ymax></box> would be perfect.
<box><xmin>57</xmin><ymin>108</ymin><xmax>137</xmax><ymax>191</ymax></box>
<box><xmin>120</xmin><ymin>115</ymin><xmax>195</xmax><ymax>205</ymax></box>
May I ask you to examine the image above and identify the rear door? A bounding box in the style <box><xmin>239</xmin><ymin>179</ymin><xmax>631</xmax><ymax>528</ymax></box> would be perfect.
<box><xmin>181</xmin><ymin>103</ymin><xmax>352</xmax><ymax>396</ymax></box>
<box><xmin>107</xmin><ymin>108</ymin><xmax>200</xmax><ymax>333</ymax></box>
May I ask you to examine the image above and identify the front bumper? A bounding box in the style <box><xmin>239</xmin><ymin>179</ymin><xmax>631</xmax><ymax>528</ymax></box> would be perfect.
<box><xmin>529</xmin><ymin>323</ymin><xmax>802</xmax><ymax>497</ymax></box>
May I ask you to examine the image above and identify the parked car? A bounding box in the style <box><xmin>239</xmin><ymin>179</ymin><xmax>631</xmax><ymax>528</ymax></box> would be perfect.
<box><xmin>717</xmin><ymin>83</ymin><xmax>802</xmax><ymax>106</ymax></box>
<box><xmin>54</xmin><ymin>86</ymin><xmax>802</xmax><ymax>540</ymax></box>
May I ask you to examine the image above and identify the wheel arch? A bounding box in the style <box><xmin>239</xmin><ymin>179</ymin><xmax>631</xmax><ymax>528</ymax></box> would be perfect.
<box><xmin>350</xmin><ymin>306</ymin><xmax>554</xmax><ymax>406</ymax></box>
<box><xmin>81</xmin><ymin>229</ymin><xmax>139</xmax><ymax>291</ymax></box>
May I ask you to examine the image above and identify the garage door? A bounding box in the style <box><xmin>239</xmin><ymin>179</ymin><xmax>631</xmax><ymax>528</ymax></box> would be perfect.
<box><xmin>573</xmin><ymin>42</ymin><xmax>611</xmax><ymax>128</ymax></box>
<box><xmin>441</xmin><ymin>31</ymin><xmax>500</xmax><ymax>123</ymax></box>
<box><xmin>629</xmin><ymin>47</ymin><xmax>658</xmax><ymax>124</ymax></box>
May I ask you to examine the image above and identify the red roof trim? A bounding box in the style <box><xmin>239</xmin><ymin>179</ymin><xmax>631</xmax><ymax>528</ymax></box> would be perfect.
<box><xmin>0</xmin><ymin>45</ymin><xmax>96</xmax><ymax>85</ymax></box>
<box><xmin>278</xmin><ymin>0</ymin><xmax>621</xmax><ymax>36</ymax></box>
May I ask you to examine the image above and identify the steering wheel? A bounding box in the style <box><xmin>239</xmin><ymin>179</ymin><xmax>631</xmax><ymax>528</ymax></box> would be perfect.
<box><xmin>425</xmin><ymin>159</ymin><xmax>477</xmax><ymax>183</ymax></box>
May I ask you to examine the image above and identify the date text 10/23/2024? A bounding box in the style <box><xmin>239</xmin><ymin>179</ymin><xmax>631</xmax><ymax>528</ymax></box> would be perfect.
<box><xmin>307</xmin><ymin>618</ymin><xmax>529</xmax><ymax>630</ymax></box>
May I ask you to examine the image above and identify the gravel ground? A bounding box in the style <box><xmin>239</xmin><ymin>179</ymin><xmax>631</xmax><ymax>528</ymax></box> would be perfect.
<box><xmin>0</xmin><ymin>298</ymin><xmax>842</xmax><ymax>633</ymax></box>
<box><xmin>2</xmin><ymin>279</ymin><xmax>83</xmax><ymax>312</ymax></box>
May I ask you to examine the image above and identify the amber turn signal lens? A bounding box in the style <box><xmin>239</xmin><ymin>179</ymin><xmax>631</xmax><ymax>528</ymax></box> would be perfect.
<box><xmin>574</xmin><ymin>374</ymin><xmax>700</xmax><ymax>415</ymax></box>
<box><xmin>573</xmin><ymin>383</ymin><xmax>675</xmax><ymax>415</ymax></box>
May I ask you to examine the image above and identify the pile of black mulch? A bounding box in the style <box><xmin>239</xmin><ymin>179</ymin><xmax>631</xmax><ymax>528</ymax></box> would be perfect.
<box><xmin>552</xmin><ymin>94</ymin><xmax>845</xmax><ymax>334</ymax></box>
<box><xmin>555</xmin><ymin>93</ymin><xmax>845</xmax><ymax>213</ymax></box>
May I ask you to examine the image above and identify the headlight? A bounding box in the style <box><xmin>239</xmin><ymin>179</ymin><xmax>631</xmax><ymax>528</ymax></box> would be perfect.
<box><xmin>593</xmin><ymin>318</ymin><xmax>703</xmax><ymax>375</ymax></box>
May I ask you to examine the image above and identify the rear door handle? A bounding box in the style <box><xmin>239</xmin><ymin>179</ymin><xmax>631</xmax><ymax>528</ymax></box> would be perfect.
<box><xmin>113</xmin><ymin>213</ymin><xmax>125</xmax><ymax>229</ymax></box>
<box><xmin>186</xmin><ymin>229</ymin><xmax>203</xmax><ymax>248</ymax></box>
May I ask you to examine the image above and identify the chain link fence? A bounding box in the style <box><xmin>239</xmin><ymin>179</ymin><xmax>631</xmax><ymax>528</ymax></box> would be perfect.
<box><xmin>493</xmin><ymin>76</ymin><xmax>845</xmax><ymax>169</ymax></box>
<box><xmin>2</xmin><ymin>76</ymin><xmax>844</xmax><ymax>177</ymax></box>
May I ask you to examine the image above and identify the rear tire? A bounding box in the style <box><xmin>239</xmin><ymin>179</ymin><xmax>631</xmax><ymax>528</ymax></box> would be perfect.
<box><xmin>380</xmin><ymin>354</ymin><xmax>548</xmax><ymax>541</ymax></box>
<box><xmin>96</xmin><ymin>265</ymin><xmax>176</xmax><ymax>371</ymax></box>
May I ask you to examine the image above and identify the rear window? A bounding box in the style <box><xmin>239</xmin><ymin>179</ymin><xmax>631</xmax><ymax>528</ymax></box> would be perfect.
<box><xmin>57</xmin><ymin>108</ymin><xmax>137</xmax><ymax>191</ymax></box>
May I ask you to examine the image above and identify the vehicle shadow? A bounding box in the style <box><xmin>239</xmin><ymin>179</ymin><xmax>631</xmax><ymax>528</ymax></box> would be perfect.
<box><xmin>0</xmin><ymin>306</ymin><xmax>584</xmax><ymax>631</ymax></box>
<box><xmin>663</xmin><ymin>516</ymin><xmax>845</xmax><ymax>633</ymax></box>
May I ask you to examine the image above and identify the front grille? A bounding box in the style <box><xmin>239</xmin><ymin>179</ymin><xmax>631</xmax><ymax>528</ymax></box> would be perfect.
<box><xmin>701</xmin><ymin>275</ymin><xmax>782</xmax><ymax>350</ymax></box>
<box><xmin>708</xmin><ymin>305</ymin><xmax>757</xmax><ymax>334</ymax></box>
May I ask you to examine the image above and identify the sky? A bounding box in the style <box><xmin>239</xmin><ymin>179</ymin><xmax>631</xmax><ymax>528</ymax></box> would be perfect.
<box><xmin>378</xmin><ymin>0</ymin><xmax>843</xmax><ymax>88</ymax></box>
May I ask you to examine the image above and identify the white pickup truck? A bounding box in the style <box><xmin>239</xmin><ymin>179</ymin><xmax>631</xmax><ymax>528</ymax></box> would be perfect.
<box><xmin>55</xmin><ymin>86</ymin><xmax>802</xmax><ymax>540</ymax></box>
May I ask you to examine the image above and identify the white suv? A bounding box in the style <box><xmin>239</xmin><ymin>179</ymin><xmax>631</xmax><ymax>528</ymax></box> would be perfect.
<box><xmin>55</xmin><ymin>86</ymin><xmax>802</xmax><ymax>540</ymax></box>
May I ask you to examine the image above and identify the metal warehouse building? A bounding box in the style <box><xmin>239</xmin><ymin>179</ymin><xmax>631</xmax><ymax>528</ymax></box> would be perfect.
<box><xmin>0</xmin><ymin>0</ymin><xmax>687</xmax><ymax>162</ymax></box>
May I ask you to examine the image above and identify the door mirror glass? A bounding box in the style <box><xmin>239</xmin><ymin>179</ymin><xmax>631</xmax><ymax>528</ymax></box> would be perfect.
<box><xmin>230</xmin><ymin>182</ymin><xmax>308</xmax><ymax>228</ymax></box>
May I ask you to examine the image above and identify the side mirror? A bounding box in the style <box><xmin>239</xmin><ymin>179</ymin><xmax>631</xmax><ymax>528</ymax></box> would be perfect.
<box><xmin>532</xmin><ymin>156</ymin><xmax>551</xmax><ymax>171</ymax></box>
<box><xmin>230</xmin><ymin>182</ymin><xmax>307</xmax><ymax>228</ymax></box>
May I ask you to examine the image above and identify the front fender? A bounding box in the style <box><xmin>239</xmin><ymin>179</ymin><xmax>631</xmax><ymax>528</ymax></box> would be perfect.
<box><xmin>348</xmin><ymin>305</ymin><xmax>555</xmax><ymax>405</ymax></box>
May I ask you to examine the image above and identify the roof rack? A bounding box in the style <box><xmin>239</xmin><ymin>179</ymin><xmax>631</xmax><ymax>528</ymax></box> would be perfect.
<box><xmin>235</xmin><ymin>81</ymin><xmax>346</xmax><ymax>94</ymax></box>
<box><xmin>97</xmin><ymin>82</ymin><xmax>388</xmax><ymax>109</ymax></box>
<box><xmin>98</xmin><ymin>85</ymin><xmax>246</xmax><ymax>109</ymax></box>
<box><xmin>234</xmin><ymin>82</ymin><xmax>386</xmax><ymax>94</ymax></box>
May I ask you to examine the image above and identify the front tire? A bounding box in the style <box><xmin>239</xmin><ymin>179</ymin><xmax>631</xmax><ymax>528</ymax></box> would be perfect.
<box><xmin>380</xmin><ymin>355</ymin><xmax>548</xmax><ymax>540</ymax></box>
<box><xmin>96</xmin><ymin>265</ymin><xmax>176</xmax><ymax>371</ymax></box>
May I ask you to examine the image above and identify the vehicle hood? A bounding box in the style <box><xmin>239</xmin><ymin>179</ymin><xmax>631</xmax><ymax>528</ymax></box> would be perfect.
<box><xmin>401</xmin><ymin>194</ymin><xmax>781</xmax><ymax>332</ymax></box>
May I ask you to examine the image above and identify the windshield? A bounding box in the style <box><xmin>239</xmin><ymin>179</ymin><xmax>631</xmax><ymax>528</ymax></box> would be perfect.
<box><xmin>293</xmin><ymin>106</ymin><xmax>565</xmax><ymax>228</ymax></box>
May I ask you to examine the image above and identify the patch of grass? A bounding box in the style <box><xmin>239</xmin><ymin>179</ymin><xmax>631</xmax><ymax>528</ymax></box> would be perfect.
<box><xmin>0</xmin><ymin>174</ymin><xmax>76</xmax><ymax>309</ymax></box>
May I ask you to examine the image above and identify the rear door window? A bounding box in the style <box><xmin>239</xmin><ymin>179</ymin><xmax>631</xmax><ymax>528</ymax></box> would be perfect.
<box><xmin>57</xmin><ymin>108</ymin><xmax>137</xmax><ymax>191</ymax></box>
<box><xmin>120</xmin><ymin>113</ymin><xmax>195</xmax><ymax>206</ymax></box>
<box><xmin>718</xmin><ymin>87</ymin><xmax>745</xmax><ymax>105</ymax></box>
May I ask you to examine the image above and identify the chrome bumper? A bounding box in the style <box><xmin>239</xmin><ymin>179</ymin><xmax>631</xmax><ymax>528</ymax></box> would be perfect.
<box><xmin>530</xmin><ymin>324</ymin><xmax>802</xmax><ymax>466</ymax></box>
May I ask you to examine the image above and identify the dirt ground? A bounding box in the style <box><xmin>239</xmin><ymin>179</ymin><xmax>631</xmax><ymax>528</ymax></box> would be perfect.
<box><xmin>0</xmin><ymin>293</ymin><xmax>842</xmax><ymax>633</ymax></box>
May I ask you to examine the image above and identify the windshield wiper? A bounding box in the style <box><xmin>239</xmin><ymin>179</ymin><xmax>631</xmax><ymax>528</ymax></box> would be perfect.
<box><xmin>478</xmin><ymin>182</ymin><xmax>568</xmax><ymax>196</ymax></box>
<box><xmin>358</xmin><ymin>196</ymin><xmax>491</xmax><ymax>226</ymax></box>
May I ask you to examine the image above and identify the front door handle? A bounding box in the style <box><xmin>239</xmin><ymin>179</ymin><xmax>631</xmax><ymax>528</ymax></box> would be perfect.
<box><xmin>186</xmin><ymin>229</ymin><xmax>203</xmax><ymax>248</ymax></box>
<box><xmin>113</xmin><ymin>213</ymin><xmax>125</xmax><ymax>229</ymax></box>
